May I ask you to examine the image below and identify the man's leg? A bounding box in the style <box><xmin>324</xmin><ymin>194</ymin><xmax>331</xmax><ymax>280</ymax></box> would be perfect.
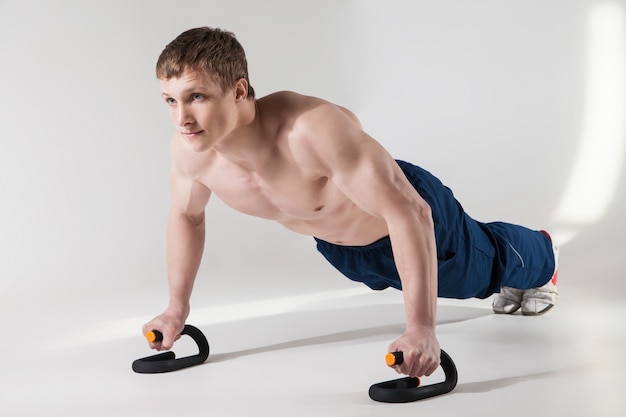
<box><xmin>518</xmin><ymin>230</ymin><xmax>559</xmax><ymax>315</ymax></box>
<box><xmin>489</xmin><ymin>226</ymin><xmax>559</xmax><ymax>315</ymax></box>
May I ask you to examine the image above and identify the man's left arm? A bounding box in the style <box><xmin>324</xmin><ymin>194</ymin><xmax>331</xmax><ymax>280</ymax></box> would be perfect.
<box><xmin>298</xmin><ymin>103</ymin><xmax>441</xmax><ymax>377</ymax></box>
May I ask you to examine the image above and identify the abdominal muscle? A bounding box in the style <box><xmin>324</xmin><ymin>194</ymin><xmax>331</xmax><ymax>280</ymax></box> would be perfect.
<box><xmin>205</xmin><ymin>158</ymin><xmax>389</xmax><ymax>246</ymax></box>
<box><xmin>276</xmin><ymin>198</ymin><xmax>389</xmax><ymax>245</ymax></box>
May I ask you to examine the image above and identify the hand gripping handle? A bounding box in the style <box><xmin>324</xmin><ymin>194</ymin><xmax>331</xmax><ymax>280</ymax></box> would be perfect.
<box><xmin>132</xmin><ymin>324</ymin><xmax>210</xmax><ymax>374</ymax></box>
<box><xmin>369</xmin><ymin>349</ymin><xmax>458</xmax><ymax>403</ymax></box>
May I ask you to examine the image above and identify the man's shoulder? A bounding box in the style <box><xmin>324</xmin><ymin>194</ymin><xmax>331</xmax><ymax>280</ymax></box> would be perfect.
<box><xmin>260</xmin><ymin>93</ymin><xmax>364</xmax><ymax>174</ymax></box>
<box><xmin>259</xmin><ymin>91</ymin><xmax>340</xmax><ymax>144</ymax></box>
<box><xmin>264</xmin><ymin>92</ymin><xmax>356</xmax><ymax>141</ymax></box>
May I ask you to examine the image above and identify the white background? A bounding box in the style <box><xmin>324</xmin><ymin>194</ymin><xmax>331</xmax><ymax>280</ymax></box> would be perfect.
<box><xmin>1</xmin><ymin>1</ymin><xmax>624</xmax><ymax>416</ymax></box>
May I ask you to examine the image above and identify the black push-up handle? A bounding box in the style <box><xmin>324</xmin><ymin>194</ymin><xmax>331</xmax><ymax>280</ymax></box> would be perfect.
<box><xmin>369</xmin><ymin>349</ymin><xmax>457</xmax><ymax>403</ymax></box>
<box><xmin>132</xmin><ymin>324</ymin><xmax>210</xmax><ymax>374</ymax></box>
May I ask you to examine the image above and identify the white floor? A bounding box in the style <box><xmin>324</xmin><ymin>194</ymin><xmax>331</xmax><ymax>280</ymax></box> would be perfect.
<box><xmin>4</xmin><ymin>217</ymin><xmax>625</xmax><ymax>417</ymax></box>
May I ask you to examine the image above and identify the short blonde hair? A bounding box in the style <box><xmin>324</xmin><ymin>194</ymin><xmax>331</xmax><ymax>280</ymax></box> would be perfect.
<box><xmin>156</xmin><ymin>27</ymin><xmax>255</xmax><ymax>99</ymax></box>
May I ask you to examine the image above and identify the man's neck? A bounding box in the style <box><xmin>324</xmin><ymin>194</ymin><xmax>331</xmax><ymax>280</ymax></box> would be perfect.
<box><xmin>214</xmin><ymin>99</ymin><xmax>272</xmax><ymax>170</ymax></box>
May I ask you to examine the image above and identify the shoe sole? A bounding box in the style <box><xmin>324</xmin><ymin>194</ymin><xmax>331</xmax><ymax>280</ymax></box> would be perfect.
<box><xmin>492</xmin><ymin>305</ymin><xmax>521</xmax><ymax>315</ymax></box>
<box><xmin>521</xmin><ymin>304</ymin><xmax>555</xmax><ymax>316</ymax></box>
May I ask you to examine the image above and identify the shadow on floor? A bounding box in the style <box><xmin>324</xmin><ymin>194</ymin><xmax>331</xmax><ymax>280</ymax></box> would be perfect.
<box><xmin>455</xmin><ymin>366</ymin><xmax>584</xmax><ymax>394</ymax></box>
<box><xmin>208</xmin><ymin>304</ymin><xmax>490</xmax><ymax>363</ymax></box>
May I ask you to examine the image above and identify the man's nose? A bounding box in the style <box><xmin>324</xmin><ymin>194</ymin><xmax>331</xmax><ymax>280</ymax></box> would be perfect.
<box><xmin>176</xmin><ymin>105</ymin><xmax>193</xmax><ymax>127</ymax></box>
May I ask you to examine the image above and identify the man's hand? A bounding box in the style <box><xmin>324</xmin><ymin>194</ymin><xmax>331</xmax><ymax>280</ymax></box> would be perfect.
<box><xmin>142</xmin><ymin>308</ymin><xmax>188</xmax><ymax>351</ymax></box>
<box><xmin>387</xmin><ymin>327</ymin><xmax>440</xmax><ymax>377</ymax></box>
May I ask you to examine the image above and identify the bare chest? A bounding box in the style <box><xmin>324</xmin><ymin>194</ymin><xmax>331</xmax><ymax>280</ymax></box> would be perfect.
<box><xmin>202</xmin><ymin>157</ymin><xmax>337</xmax><ymax>221</ymax></box>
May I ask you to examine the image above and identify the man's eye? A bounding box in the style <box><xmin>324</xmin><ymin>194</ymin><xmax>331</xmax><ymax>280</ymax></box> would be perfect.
<box><xmin>165</xmin><ymin>97</ymin><xmax>176</xmax><ymax>105</ymax></box>
<box><xmin>192</xmin><ymin>94</ymin><xmax>204</xmax><ymax>100</ymax></box>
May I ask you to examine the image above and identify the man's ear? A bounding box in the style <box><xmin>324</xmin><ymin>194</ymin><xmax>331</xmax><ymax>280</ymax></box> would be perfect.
<box><xmin>234</xmin><ymin>78</ymin><xmax>249</xmax><ymax>101</ymax></box>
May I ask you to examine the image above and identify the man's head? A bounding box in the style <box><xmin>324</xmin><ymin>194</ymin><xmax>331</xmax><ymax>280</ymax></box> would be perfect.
<box><xmin>156</xmin><ymin>27</ymin><xmax>255</xmax><ymax>99</ymax></box>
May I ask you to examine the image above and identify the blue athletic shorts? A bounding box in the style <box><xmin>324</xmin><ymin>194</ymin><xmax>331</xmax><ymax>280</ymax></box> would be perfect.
<box><xmin>314</xmin><ymin>160</ymin><xmax>555</xmax><ymax>299</ymax></box>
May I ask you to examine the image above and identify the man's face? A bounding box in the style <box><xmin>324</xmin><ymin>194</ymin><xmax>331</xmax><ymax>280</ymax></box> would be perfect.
<box><xmin>160</xmin><ymin>70</ymin><xmax>237</xmax><ymax>152</ymax></box>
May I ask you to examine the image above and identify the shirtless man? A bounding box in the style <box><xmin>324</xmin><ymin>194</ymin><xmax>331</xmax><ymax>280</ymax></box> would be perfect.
<box><xmin>142</xmin><ymin>27</ymin><xmax>559</xmax><ymax>378</ymax></box>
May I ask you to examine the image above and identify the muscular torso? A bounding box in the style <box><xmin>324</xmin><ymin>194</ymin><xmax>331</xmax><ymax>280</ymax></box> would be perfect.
<box><xmin>173</xmin><ymin>92</ymin><xmax>389</xmax><ymax>245</ymax></box>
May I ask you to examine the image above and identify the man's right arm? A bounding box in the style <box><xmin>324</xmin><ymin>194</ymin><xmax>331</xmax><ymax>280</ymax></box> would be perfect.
<box><xmin>142</xmin><ymin>166</ymin><xmax>211</xmax><ymax>350</ymax></box>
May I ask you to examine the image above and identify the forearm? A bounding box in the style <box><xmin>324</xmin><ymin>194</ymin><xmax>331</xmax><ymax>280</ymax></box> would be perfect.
<box><xmin>387</xmin><ymin>206</ymin><xmax>438</xmax><ymax>332</ymax></box>
<box><xmin>165</xmin><ymin>208</ymin><xmax>206</xmax><ymax>316</ymax></box>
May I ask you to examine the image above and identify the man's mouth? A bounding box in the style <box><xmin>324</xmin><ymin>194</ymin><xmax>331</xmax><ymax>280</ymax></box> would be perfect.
<box><xmin>182</xmin><ymin>130</ymin><xmax>204</xmax><ymax>138</ymax></box>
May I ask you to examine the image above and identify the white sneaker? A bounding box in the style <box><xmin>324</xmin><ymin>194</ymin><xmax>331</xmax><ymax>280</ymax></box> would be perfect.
<box><xmin>493</xmin><ymin>230</ymin><xmax>559</xmax><ymax>315</ymax></box>
<box><xmin>492</xmin><ymin>286</ymin><xmax>524</xmax><ymax>314</ymax></box>
<box><xmin>492</xmin><ymin>281</ymin><xmax>558</xmax><ymax>315</ymax></box>
<box><xmin>521</xmin><ymin>230</ymin><xmax>559</xmax><ymax>315</ymax></box>
<box><xmin>521</xmin><ymin>280</ymin><xmax>558</xmax><ymax>316</ymax></box>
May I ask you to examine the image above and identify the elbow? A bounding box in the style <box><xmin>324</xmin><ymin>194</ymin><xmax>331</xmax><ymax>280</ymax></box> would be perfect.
<box><xmin>418</xmin><ymin>200</ymin><xmax>433</xmax><ymax>225</ymax></box>
<box><xmin>186</xmin><ymin>211</ymin><xmax>206</xmax><ymax>228</ymax></box>
<box><xmin>413</xmin><ymin>201</ymin><xmax>435</xmax><ymax>233</ymax></box>
<box><xmin>170</xmin><ymin>208</ymin><xmax>205</xmax><ymax>228</ymax></box>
